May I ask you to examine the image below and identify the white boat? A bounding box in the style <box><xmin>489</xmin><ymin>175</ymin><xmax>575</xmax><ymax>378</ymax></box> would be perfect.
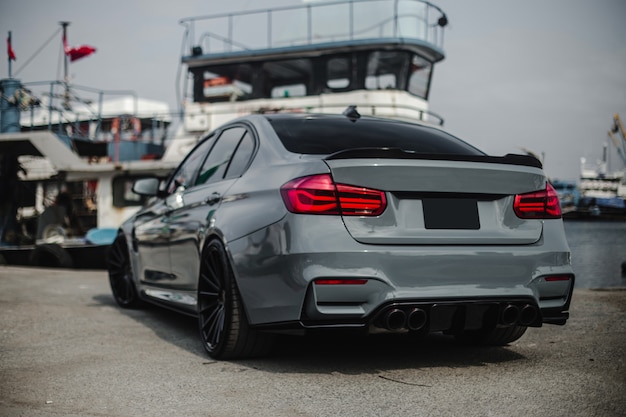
<box><xmin>574</xmin><ymin>114</ymin><xmax>626</xmax><ymax>219</ymax></box>
<box><xmin>1</xmin><ymin>0</ymin><xmax>452</xmax><ymax>266</ymax></box>
<box><xmin>577</xmin><ymin>160</ymin><xmax>626</xmax><ymax>219</ymax></box>
<box><xmin>174</xmin><ymin>0</ymin><xmax>449</xmax><ymax>137</ymax></box>
<box><xmin>0</xmin><ymin>84</ymin><xmax>185</xmax><ymax>267</ymax></box>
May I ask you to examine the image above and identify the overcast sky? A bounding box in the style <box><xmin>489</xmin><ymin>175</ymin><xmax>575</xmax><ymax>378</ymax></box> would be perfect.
<box><xmin>1</xmin><ymin>0</ymin><xmax>625</xmax><ymax>181</ymax></box>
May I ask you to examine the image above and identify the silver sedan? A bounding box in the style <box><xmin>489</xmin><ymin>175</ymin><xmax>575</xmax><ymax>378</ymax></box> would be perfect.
<box><xmin>107</xmin><ymin>112</ymin><xmax>575</xmax><ymax>359</ymax></box>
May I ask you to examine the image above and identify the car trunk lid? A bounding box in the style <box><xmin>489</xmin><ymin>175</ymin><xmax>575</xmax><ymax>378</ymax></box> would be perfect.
<box><xmin>324</xmin><ymin>151</ymin><xmax>546</xmax><ymax>245</ymax></box>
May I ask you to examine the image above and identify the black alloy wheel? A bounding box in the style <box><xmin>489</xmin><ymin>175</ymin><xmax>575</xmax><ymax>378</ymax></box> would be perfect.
<box><xmin>197</xmin><ymin>239</ymin><xmax>273</xmax><ymax>359</ymax></box>
<box><xmin>107</xmin><ymin>233</ymin><xmax>143</xmax><ymax>308</ymax></box>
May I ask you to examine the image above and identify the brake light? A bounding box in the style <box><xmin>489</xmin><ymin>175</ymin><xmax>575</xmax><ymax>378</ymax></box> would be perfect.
<box><xmin>513</xmin><ymin>183</ymin><xmax>562</xmax><ymax>219</ymax></box>
<box><xmin>280</xmin><ymin>174</ymin><xmax>386</xmax><ymax>216</ymax></box>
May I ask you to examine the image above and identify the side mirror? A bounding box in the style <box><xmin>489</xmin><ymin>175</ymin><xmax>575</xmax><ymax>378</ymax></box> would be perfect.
<box><xmin>132</xmin><ymin>177</ymin><xmax>161</xmax><ymax>197</ymax></box>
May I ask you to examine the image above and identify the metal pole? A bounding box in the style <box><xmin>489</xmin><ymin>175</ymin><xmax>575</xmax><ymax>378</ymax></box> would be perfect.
<box><xmin>349</xmin><ymin>1</ymin><xmax>354</xmax><ymax>40</ymax></box>
<box><xmin>60</xmin><ymin>22</ymin><xmax>70</xmax><ymax>111</ymax></box>
<box><xmin>7</xmin><ymin>31</ymin><xmax>13</xmax><ymax>78</ymax></box>
<box><xmin>425</xmin><ymin>4</ymin><xmax>430</xmax><ymax>43</ymax></box>
<box><xmin>307</xmin><ymin>4</ymin><xmax>312</xmax><ymax>44</ymax></box>
<box><xmin>228</xmin><ymin>14</ymin><xmax>233</xmax><ymax>51</ymax></box>
<box><xmin>190</xmin><ymin>21</ymin><xmax>195</xmax><ymax>54</ymax></box>
<box><xmin>96</xmin><ymin>91</ymin><xmax>103</xmax><ymax>139</ymax></box>
<box><xmin>48</xmin><ymin>82</ymin><xmax>54</xmax><ymax>131</ymax></box>
<box><xmin>393</xmin><ymin>0</ymin><xmax>398</xmax><ymax>37</ymax></box>
<box><xmin>267</xmin><ymin>10</ymin><xmax>272</xmax><ymax>48</ymax></box>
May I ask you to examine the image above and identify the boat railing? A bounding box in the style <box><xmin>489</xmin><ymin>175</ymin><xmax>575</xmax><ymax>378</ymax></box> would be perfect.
<box><xmin>180</xmin><ymin>0</ymin><xmax>447</xmax><ymax>57</ymax></box>
<box><xmin>13</xmin><ymin>80</ymin><xmax>172</xmax><ymax>143</ymax></box>
<box><xmin>183</xmin><ymin>98</ymin><xmax>445</xmax><ymax>126</ymax></box>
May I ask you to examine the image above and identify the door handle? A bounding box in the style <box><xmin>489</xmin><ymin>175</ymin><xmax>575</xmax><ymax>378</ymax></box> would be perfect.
<box><xmin>205</xmin><ymin>192</ymin><xmax>221</xmax><ymax>205</ymax></box>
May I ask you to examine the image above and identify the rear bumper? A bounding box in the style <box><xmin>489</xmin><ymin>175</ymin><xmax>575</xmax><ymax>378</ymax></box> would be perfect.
<box><xmin>301</xmin><ymin>293</ymin><xmax>573</xmax><ymax>332</ymax></box>
<box><xmin>297</xmin><ymin>273</ymin><xmax>574</xmax><ymax>333</ymax></box>
<box><xmin>230</xmin><ymin>218</ymin><xmax>574</xmax><ymax>328</ymax></box>
<box><xmin>253</xmin><ymin>296</ymin><xmax>572</xmax><ymax>335</ymax></box>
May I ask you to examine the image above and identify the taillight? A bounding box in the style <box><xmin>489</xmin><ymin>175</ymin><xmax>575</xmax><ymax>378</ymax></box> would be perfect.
<box><xmin>280</xmin><ymin>174</ymin><xmax>387</xmax><ymax>216</ymax></box>
<box><xmin>514</xmin><ymin>183</ymin><xmax>562</xmax><ymax>219</ymax></box>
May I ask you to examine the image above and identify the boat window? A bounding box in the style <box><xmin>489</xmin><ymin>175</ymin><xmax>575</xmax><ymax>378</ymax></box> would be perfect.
<box><xmin>202</xmin><ymin>69</ymin><xmax>252</xmax><ymax>102</ymax></box>
<box><xmin>326</xmin><ymin>57</ymin><xmax>350</xmax><ymax>90</ymax></box>
<box><xmin>365</xmin><ymin>50</ymin><xmax>409</xmax><ymax>90</ymax></box>
<box><xmin>224</xmin><ymin>131</ymin><xmax>255</xmax><ymax>180</ymax></box>
<box><xmin>166</xmin><ymin>135</ymin><xmax>216</xmax><ymax>194</ymax></box>
<box><xmin>271</xmin><ymin>84</ymin><xmax>306</xmax><ymax>98</ymax></box>
<box><xmin>113</xmin><ymin>176</ymin><xmax>152</xmax><ymax>207</ymax></box>
<box><xmin>264</xmin><ymin>59</ymin><xmax>312</xmax><ymax>98</ymax></box>
<box><xmin>408</xmin><ymin>54</ymin><xmax>432</xmax><ymax>99</ymax></box>
<box><xmin>366</xmin><ymin>73</ymin><xmax>396</xmax><ymax>90</ymax></box>
<box><xmin>196</xmin><ymin>127</ymin><xmax>246</xmax><ymax>186</ymax></box>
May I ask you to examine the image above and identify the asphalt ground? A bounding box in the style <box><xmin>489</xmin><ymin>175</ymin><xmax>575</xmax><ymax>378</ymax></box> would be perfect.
<box><xmin>0</xmin><ymin>266</ymin><xmax>624</xmax><ymax>417</ymax></box>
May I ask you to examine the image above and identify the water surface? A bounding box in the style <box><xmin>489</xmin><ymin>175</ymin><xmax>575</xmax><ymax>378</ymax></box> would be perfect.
<box><xmin>564</xmin><ymin>221</ymin><xmax>626</xmax><ymax>288</ymax></box>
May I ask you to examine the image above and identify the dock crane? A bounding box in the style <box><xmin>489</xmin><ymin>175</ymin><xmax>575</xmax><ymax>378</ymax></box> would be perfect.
<box><xmin>608</xmin><ymin>113</ymin><xmax>626</xmax><ymax>166</ymax></box>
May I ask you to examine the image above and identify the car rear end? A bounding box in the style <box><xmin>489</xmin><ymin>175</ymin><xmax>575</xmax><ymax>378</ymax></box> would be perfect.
<box><xmin>232</xmin><ymin>114</ymin><xmax>574</xmax><ymax>339</ymax></box>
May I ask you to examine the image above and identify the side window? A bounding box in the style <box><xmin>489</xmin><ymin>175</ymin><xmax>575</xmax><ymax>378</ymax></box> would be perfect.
<box><xmin>196</xmin><ymin>127</ymin><xmax>246</xmax><ymax>186</ymax></box>
<box><xmin>166</xmin><ymin>135</ymin><xmax>216</xmax><ymax>194</ymax></box>
<box><xmin>224</xmin><ymin>132</ymin><xmax>255</xmax><ymax>179</ymax></box>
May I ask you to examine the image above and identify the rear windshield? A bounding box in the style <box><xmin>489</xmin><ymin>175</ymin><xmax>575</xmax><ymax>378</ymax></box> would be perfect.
<box><xmin>266</xmin><ymin>116</ymin><xmax>484</xmax><ymax>156</ymax></box>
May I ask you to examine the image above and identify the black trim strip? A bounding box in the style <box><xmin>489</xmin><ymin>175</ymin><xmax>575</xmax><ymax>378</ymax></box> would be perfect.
<box><xmin>325</xmin><ymin>148</ymin><xmax>543</xmax><ymax>168</ymax></box>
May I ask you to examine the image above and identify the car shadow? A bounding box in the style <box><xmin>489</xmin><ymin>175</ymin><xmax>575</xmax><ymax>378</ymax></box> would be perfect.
<box><xmin>93</xmin><ymin>293</ymin><xmax>526</xmax><ymax>374</ymax></box>
<box><xmin>93</xmin><ymin>293</ymin><xmax>206</xmax><ymax>358</ymax></box>
<box><xmin>250</xmin><ymin>332</ymin><xmax>525</xmax><ymax>375</ymax></box>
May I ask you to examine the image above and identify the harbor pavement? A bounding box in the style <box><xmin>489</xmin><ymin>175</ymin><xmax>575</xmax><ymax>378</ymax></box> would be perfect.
<box><xmin>0</xmin><ymin>266</ymin><xmax>624</xmax><ymax>417</ymax></box>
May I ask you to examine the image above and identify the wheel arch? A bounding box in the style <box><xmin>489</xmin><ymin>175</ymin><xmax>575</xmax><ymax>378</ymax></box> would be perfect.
<box><xmin>111</xmin><ymin>228</ymin><xmax>145</xmax><ymax>300</ymax></box>
<box><xmin>198</xmin><ymin>233</ymin><xmax>254</xmax><ymax>323</ymax></box>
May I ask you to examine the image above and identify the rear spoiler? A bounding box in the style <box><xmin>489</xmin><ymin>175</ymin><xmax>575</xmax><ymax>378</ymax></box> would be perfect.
<box><xmin>325</xmin><ymin>148</ymin><xmax>543</xmax><ymax>169</ymax></box>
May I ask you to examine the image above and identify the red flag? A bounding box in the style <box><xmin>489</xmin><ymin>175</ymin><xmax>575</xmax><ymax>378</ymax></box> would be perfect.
<box><xmin>63</xmin><ymin>32</ymin><xmax>96</xmax><ymax>62</ymax></box>
<box><xmin>66</xmin><ymin>45</ymin><xmax>96</xmax><ymax>62</ymax></box>
<box><xmin>7</xmin><ymin>34</ymin><xmax>16</xmax><ymax>61</ymax></box>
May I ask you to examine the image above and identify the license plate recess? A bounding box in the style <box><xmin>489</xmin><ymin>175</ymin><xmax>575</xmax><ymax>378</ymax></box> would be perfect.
<box><xmin>423</xmin><ymin>198</ymin><xmax>480</xmax><ymax>230</ymax></box>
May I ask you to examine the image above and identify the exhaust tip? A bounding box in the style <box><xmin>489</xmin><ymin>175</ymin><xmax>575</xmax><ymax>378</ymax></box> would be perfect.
<box><xmin>519</xmin><ymin>304</ymin><xmax>539</xmax><ymax>326</ymax></box>
<box><xmin>407</xmin><ymin>308</ymin><xmax>427</xmax><ymax>331</ymax></box>
<box><xmin>501</xmin><ymin>304</ymin><xmax>521</xmax><ymax>326</ymax></box>
<box><xmin>384</xmin><ymin>308</ymin><xmax>407</xmax><ymax>330</ymax></box>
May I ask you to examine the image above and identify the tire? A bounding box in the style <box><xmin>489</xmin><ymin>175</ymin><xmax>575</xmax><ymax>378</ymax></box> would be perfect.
<box><xmin>198</xmin><ymin>239</ymin><xmax>273</xmax><ymax>359</ymax></box>
<box><xmin>456</xmin><ymin>325</ymin><xmax>528</xmax><ymax>346</ymax></box>
<box><xmin>107</xmin><ymin>233</ymin><xmax>144</xmax><ymax>309</ymax></box>
<box><xmin>29</xmin><ymin>244</ymin><xmax>73</xmax><ymax>268</ymax></box>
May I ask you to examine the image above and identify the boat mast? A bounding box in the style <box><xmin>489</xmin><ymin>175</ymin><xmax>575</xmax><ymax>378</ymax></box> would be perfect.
<box><xmin>7</xmin><ymin>31</ymin><xmax>14</xmax><ymax>78</ymax></box>
<box><xmin>60</xmin><ymin>21</ymin><xmax>71</xmax><ymax>110</ymax></box>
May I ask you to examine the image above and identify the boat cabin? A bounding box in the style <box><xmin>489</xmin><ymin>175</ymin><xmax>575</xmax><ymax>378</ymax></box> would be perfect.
<box><xmin>178</xmin><ymin>0</ymin><xmax>448</xmax><ymax>133</ymax></box>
